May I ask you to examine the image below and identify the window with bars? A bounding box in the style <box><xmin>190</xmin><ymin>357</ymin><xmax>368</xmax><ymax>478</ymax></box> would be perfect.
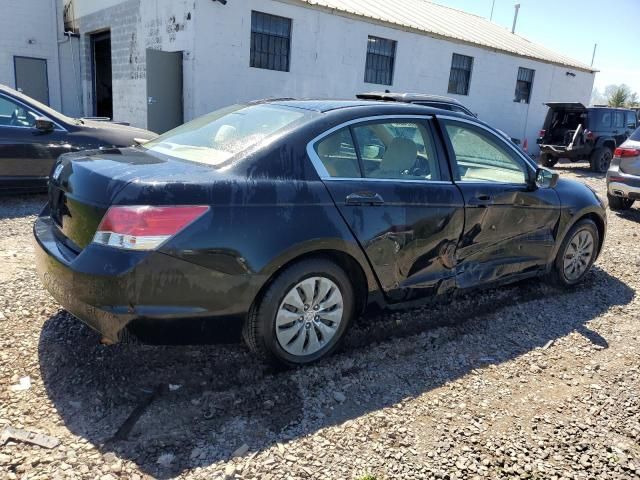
<box><xmin>250</xmin><ymin>11</ymin><xmax>292</xmax><ymax>72</ymax></box>
<box><xmin>514</xmin><ymin>67</ymin><xmax>535</xmax><ymax>103</ymax></box>
<box><xmin>364</xmin><ymin>36</ymin><xmax>396</xmax><ymax>86</ymax></box>
<box><xmin>447</xmin><ymin>53</ymin><xmax>473</xmax><ymax>96</ymax></box>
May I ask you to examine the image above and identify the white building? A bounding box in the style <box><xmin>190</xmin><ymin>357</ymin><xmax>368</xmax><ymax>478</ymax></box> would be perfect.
<box><xmin>0</xmin><ymin>0</ymin><xmax>82</xmax><ymax>116</ymax></box>
<box><xmin>65</xmin><ymin>0</ymin><xmax>595</xmax><ymax>150</ymax></box>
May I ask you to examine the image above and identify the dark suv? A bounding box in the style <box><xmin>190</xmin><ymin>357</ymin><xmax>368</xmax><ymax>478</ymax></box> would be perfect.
<box><xmin>537</xmin><ymin>102</ymin><xmax>638</xmax><ymax>172</ymax></box>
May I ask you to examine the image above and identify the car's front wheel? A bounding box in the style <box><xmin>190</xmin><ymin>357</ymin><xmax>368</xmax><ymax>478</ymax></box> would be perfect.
<box><xmin>550</xmin><ymin>219</ymin><xmax>599</xmax><ymax>287</ymax></box>
<box><xmin>243</xmin><ymin>258</ymin><xmax>354</xmax><ymax>366</ymax></box>
<box><xmin>607</xmin><ymin>193</ymin><xmax>635</xmax><ymax>211</ymax></box>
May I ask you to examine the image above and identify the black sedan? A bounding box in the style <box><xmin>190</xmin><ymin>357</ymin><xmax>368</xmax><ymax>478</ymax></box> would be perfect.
<box><xmin>34</xmin><ymin>100</ymin><xmax>606</xmax><ymax>366</ymax></box>
<box><xmin>0</xmin><ymin>84</ymin><xmax>156</xmax><ymax>194</ymax></box>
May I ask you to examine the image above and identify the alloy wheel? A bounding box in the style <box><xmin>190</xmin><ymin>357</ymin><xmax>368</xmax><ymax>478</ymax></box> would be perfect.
<box><xmin>275</xmin><ymin>276</ymin><xmax>344</xmax><ymax>357</ymax></box>
<box><xmin>599</xmin><ymin>150</ymin><xmax>612</xmax><ymax>172</ymax></box>
<box><xmin>563</xmin><ymin>229</ymin><xmax>595</xmax><ymax>281</ymax></box>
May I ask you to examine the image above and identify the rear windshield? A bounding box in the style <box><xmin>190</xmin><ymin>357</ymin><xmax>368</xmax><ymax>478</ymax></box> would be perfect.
<box><xmin>631</xmin><ymin>126</ymin><xmax>640</xmax><ymax>142</ymax></box>
<box><xmin>142</xmin><ymin>104</ymin><xmax>314</xmax><ymax>166</ymax></box>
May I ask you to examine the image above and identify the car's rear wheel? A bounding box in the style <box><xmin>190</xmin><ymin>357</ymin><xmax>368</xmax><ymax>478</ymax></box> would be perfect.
<box><xmin>589</xmin><ymin>147</ymin><xmax>613</xmax><ymax>173</ymax></box>
<box><xmin>243</xmin><ymin>258</ymin><xmax>354</xmax><ymax>366</ymax></box>
<box><xmin>550</xmin><ymin>219</ymin><xmax>599</xmax><ymax>287</ymax></box>
<box><xmin>607</xmin><ymin>193</ymin><xmax>635</xmax><ymax>211</ymax></box>
<box><xmin>539</xmin><ymin>154</ymin><xmax>558</xmax><ymax>168</ymax></box>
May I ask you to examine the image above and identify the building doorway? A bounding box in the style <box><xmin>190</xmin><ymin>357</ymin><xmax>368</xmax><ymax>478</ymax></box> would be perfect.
<box><xmin>146</xmin><ymin>49</ymin><xmax>183</xmax><ymax>133</ymax></box>
<box><xmin>91</xmin><ymin>31</ymin><xmax>112</xmax><ymax>119</ymax></box>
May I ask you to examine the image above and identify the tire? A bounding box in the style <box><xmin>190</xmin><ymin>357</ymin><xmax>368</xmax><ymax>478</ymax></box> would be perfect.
<box><xmin>539</xmin><ymin>154</ymin><xmax>558</xmax><ymax>168</ymax></box>
<box><xmin>607</xmin><ymin>193</ymin><xmax>635</xmax><ymax>211</ymax></box>
<box><xmin>243</xmin><ymin>258</ymin><xmax>355</xmax><ymax>367</ymax></box>
<box><xmin>549</xmin><ymin>219</ymin><xmax>599</xmax><ymax>288</ymax></box>
<box><xmin>589</xmin><ymin>147</ymin><xmax>613</xmax><ymax>173</ymax></box>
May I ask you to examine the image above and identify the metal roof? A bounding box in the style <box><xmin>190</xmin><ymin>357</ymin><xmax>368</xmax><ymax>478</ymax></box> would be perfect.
<box><xmin>294</xmin><ymin>0</ymin><xmax>595</xmax><ymax>73</ymax></box>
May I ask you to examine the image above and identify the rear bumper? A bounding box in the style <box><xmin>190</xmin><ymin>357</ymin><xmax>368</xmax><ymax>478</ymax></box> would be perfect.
<box><xmin>34</xmin><ymin>209</ymin><xmax>260</xmax><ymax>343</ymax></box>
<box><xmin>607</xmin><ymin>166</ymin><xmax>640</xmax><ymax>200</ymax></box>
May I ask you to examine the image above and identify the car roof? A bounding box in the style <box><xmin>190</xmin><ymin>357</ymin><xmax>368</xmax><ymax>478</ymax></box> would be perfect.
<box><xmin>356</xmin><ymin>91</ymin><xmax>465</xmax><ymax>106</ymax></box>
<box><xmin>263</xmin><ymin>98</ymin><xmax>461</xmax><ymax>117</ymax></box>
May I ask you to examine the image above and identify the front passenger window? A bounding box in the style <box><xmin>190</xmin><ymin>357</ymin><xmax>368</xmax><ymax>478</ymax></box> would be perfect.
<box><xmin>445</xmin><ymin>122</ymin><xmax>527</xmax><ymax>184</ymax></box>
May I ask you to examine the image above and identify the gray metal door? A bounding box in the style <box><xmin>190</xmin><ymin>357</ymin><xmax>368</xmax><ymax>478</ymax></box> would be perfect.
<box><xmin>146</xmin><ymin>49</ymin><xmax>183</xmax><ymax>134</ymax></box>
<box><xmin>14</xmin><ymin>57</ymin><xmax>49</xmax><ymax>105</ymax></box>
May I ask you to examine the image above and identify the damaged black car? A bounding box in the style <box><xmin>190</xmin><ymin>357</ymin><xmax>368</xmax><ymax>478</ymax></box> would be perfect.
<box><xmin>34</xmin><ymin>100</ymin><xmax>606</xmax><ymax>366</ymax></box>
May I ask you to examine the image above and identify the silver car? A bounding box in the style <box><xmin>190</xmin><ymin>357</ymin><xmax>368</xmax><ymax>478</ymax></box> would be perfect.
<box><xmin>606</xmin><ymin>126</ymin><xmax>640</xmax><ymax>210</ymax></box>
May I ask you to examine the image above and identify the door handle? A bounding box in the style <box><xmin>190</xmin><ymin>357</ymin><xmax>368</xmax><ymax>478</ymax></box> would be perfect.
<box><xmin>468</xmin><ymin>194</ymin><xmax>494</xmax><ymax>207</ymax></box>
<box><xmin>345</xmin><ymin>192</ymin><xmax>385</xmax><ymax>206</ymax></box>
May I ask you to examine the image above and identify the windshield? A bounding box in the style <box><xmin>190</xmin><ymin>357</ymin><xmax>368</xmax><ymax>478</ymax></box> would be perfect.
<box><xmin>142</xmin><ymin>104</ymin><xmax>312</xmax><ymax>166</ymax></box>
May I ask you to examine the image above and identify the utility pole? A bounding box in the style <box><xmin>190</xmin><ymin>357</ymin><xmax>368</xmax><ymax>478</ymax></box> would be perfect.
<box><xmin>591</xmin><ymin>43</ymin><xmax>598</xmax><ymax>67</ymax></box>
<box><xmin>490</xmin><ymin>0</ymin><xmax>496</xmax><ymax>21</ymax></box>
<box><xmin>511</xmin><ymin>3</ymin><xmax>520</xmax><ymax>34</ymax></box>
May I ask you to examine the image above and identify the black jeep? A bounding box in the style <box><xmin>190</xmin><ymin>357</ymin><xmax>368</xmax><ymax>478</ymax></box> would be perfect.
<box><xmin>537</xmin><ymin>103</ymin><xmax>638</xmax><ymax>172</ymax></box>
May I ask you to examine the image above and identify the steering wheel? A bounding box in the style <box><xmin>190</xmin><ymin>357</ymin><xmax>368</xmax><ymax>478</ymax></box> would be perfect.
<box><xmin>9</xmin><ymin>109</ymin><xmax>20</xmax><ymax>126</ymax></box>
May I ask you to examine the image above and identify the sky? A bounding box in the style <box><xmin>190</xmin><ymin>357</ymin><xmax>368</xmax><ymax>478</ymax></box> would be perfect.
<box><xmin>431</xmin><ymin>0</ymin><xmax>640</xmax><ymax>96</ymax></box>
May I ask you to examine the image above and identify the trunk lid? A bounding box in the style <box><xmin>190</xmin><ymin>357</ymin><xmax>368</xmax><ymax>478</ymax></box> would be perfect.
<box><xmin>48</xmin><ymin>147</ymin><xmax>225</xmax><ymax>250</ymax></box>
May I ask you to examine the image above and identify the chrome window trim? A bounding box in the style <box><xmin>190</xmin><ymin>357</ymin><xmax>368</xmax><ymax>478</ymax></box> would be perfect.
<box><xmin>0</xmin><ymin>93</ymin><xmax>67</xmax><ymax>132</ymax></box>
<box><xmin>306</xmin><ymin>114</ymin><xmax>456</xmax><ymax>184</ymax></box>
<box><xmin>437</xmin><ymin>114</ymin><xmax>537</xmax><ymax>174</ymax></box>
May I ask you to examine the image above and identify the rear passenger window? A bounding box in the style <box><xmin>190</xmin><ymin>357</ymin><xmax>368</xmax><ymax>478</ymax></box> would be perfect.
<box><xmin>626</xmin><ymin>111</ymin><xmax>637</xmax><ymax>129</ymax></box>
<box><xmin>352</xmin><ymin>121</ymin><xmax>441</xmax><ymax>180</ymax></box>
<box><xmin>597</xmin><ymin>111</ymin><xmax>612</xmax><ymax>128</ymax></box>
<box><xmin>314</xmin><ymin>128</ymin><xmax>361</xmax><ymax>178</ymax></box>
<box><xmin>614</xmin><ymin>111</ymin><xmax>625</xmax><ymax>129</ymax></box>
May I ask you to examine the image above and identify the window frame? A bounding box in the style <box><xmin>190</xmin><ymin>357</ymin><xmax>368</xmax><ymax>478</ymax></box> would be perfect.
<box><xmin>447</xmin><ymin>53</ymin><xmax>474</xmax><ymax>96</ymax></box>
<box><xmin>307</xmin><ymin>115</ymin><xmax>452</xmax><ymax>183</ymax></box>
<box><xmin>514</xmin><ymin>67</ymin><xmax>535</xmax><ymax>104</ymax></box>
<box><xmin>438</xmin><ymin>116</ymin><xmax>536</xmax><ymax>186</ymax></box>
<box><xmin>250</xmin><ymin>10</ymin><xmax>292</xmax><ymax>73</ymax></box>
<box><xmin>364</xmin><ymin>36</ymin><xmax>397</xmax><ymax>86</ymax></box>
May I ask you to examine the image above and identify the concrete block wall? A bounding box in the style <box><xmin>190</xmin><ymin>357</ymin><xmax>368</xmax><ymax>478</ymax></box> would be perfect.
<box><xmin>75</xmin><ymin>0</ymin><xmax>194</xmax><ymax>129</ymax></box>
<box><xmin>0</xmin><ymin>0</ymin><xmax>63</xmax><ymax>111</ymax></box>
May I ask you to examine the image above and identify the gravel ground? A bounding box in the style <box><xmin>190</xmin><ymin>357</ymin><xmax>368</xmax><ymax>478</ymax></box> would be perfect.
<box><xmin>1</xmin><ymin>162</ymin><xmax>639</xmax><ymax>480</ymax></box>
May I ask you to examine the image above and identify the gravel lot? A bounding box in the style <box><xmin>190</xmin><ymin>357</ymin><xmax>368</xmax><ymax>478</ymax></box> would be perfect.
<box><xmin>1</xmin><ymin>163</ymin><xmax>639</xmax><ymax>480</ymax></box>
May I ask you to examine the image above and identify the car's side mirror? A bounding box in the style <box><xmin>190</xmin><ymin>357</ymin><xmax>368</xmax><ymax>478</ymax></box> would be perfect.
<box><xmin>535</xmin><ymin>167</ymin><xmax>559</xmax><ymax>189</ymax></box>
<box><xmin>35</xmin><ymin>117</ymin><xmax>55</xmax><ymax>132</ymax></box>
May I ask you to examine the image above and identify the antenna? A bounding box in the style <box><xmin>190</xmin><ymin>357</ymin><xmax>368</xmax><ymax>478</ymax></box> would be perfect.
<box><xmin>511</xmin><ymin>3</ymin><xmax>520</xmax><ymax>34</ymax></box>
<box><xmin>591</xmin><ymin>43</ymin><xmax>598</xmax><ymax>67</ymax></box>
<box><xmin>490</xmin><ymin>0</ymin><xmax>496</xmax><ymax>21</ymax></box>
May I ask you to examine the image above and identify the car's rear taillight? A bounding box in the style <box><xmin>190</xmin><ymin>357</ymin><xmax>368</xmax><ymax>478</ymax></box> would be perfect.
<box><xmin>585</xmin><ymin>130</ymin><xmax>594</xmax><ymax>140</ymax></box>
<box><xmin>614</xmin><ymin>147</ymin><xmax>640</xmax><ymax>158</ymax></box>
<box><xmin>538</xmin><ymin>129</ymin><xmax>546</xmax><ymax>138</ymax></box>
<box><xmin>93</xmin><ymin>205</ymin><xmax>209</xmax><ymax>250</ymax></box>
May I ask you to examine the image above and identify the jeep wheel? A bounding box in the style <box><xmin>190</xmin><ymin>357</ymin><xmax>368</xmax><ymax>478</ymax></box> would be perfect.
<box><xmin>607</xmin><ymin>193</ymin><xmax>635</xmax><ymax>211</ymax></box>
<box><xmin>589</xmin><ymin>147</ymin><xmax>612</xmax><ymax>173</ymax></box>
<box><xmin>539</xmin><ymin>154</ymin><xmax>558</xmax><ymax>168</ymax></box>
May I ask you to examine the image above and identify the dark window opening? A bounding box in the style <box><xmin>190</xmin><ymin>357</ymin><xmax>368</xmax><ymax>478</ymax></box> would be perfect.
<box><xmin>91</xmin><ymin>31</ymin><xmax>112</xmax><ymax>119</ymax></box>
<box><xmin>364</xmin><ymin>36</ymin><xmax>396</xmax><ymax>86</ymax></box>
<box><xmin>448</xmin><ymin>53</ymin><xmax>473</xmax><ymax>96</ymax></box>
<box><xmin>514</xmin><ymin>67</ymin><xmax>535</xmax><ymax>104</ymax></box>
<box><xmin>250</xmin><ymin>11</ymin><xmax>292</xmax><ymax>72</ymax></box>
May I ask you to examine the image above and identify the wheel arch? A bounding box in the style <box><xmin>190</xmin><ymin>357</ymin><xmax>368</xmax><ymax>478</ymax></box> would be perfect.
<box><xmin>552</xmin><ymin>209</ymin><xmax>606</xmax><ymax>265</ymax></box>
<box><xmin>596</xmin><ymin>137</ymin><xmax>616</xmax><ymax>151</ymax></box>
<box><xmin>253</xmin><ymin>244</ymin><xmax>381</xmax><ymax>321</ymax></box>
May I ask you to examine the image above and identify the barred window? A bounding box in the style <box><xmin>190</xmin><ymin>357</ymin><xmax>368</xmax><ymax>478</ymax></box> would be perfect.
<box><xmin>514</xmin><ymin>67</ymin><xmax>535</xmax><ymax>103</ymax></box>
<box><xmin>250</xmin><ymin>11</ymin><xmax>292</xmax><ymax>72</ymax></box>
<box><xmin>364</xmin><ymin>36</ymin><xmax>396</xmax><ymax>86</ymax></box>
<box><xmin>447</xmin><ymin>54</ymin><xmax>473</xmax><ymax>96</ymax></box>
